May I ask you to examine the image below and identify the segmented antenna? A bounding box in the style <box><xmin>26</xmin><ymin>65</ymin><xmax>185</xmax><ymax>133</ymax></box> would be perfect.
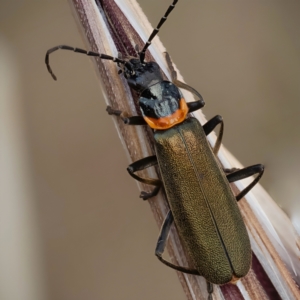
<box><xmin>45</xmin><ymin>45</ymin><xmax>131</xmax><ymax>80</ymax></box>
<box><xmin>139</xmin><ymin>0</ymin><xmax>179</xmax><ymax>63</ymax></box>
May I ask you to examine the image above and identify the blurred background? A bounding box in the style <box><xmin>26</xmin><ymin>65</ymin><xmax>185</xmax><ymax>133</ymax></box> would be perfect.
<box><xmin>0</xmin><ymin>0</ymin><xmax>300</xmax><ymax>299</ymax></box>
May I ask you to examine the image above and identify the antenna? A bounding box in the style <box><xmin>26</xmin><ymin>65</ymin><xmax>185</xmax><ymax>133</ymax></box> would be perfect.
<box><xmin>139</xmin><ymin>0</ymin><xmax>179</xmax><ymax>63</ymax></box>
<box><xmin>45</xmin><ymin>45</ymin><xmax>131</xmax><ymax>80</ymax></box>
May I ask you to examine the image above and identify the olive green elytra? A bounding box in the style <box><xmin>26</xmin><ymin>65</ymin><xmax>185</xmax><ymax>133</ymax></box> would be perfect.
<box><xmin>155</xmin><ymin>117</ymin><xmax>251</xmax><ymax>284</ymax></box>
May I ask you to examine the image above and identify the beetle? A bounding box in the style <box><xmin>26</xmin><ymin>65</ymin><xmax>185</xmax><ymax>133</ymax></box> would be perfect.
<box><xmin>45</xmin><ymin>0</ymin><xmax>264</xmax><ymax>299</ymax></box>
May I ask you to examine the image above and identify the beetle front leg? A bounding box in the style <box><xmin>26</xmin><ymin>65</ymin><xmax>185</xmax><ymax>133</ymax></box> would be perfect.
<box><xmin>226</xmin><ymin>164</ymin><xmax>264</xmax><ymax>201</ymax></box>
<box><xmin>155</xmin><ymin>210</ymin><xmax>200</xmax><ymax>275</ymax></box>
<box><xmin>164</xmin><ymin>52</ymin><xmax>205</xmax><ymax>113</ymax></box>
<box><xmin>127</xmin><ymin>155</ymin><xmax>162</xmax><ymax>200</ymax></box>
<box><xmin>203</xmin><ymin>115</ymin><xmax>224</xmax><ymax>155</ymax></box>
<box><xmin>106</xmin><ymin>106</ymin><xmax>147</xmax><ymax>125</ymax></box>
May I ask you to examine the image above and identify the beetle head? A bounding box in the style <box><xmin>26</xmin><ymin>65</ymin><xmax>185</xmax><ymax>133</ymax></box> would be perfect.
<box><xmin>119</xmin><ymin>58</ymin><xmax>164</xmax><ymax>94</ymax></box>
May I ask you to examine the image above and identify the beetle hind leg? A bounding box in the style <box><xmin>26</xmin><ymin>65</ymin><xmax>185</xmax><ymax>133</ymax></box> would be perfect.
<box><xmin>155</xmin><ymin>210</ymin><xmax>200</xmax><ymax>275</ymax></box>
<box><xmin>207</xmin><ymin>281</ymin><xmax>214</xmax><ymax>300</ymax></box>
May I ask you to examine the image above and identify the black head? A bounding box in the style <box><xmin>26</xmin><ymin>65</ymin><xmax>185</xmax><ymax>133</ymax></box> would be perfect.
<box><xmin>121</xmin><ymin>58</ymin><xmax>164</xmax><ymax>93</ymax></box>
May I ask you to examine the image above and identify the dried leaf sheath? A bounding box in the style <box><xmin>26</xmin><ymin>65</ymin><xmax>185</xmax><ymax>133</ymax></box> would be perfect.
<box><xmin>68</xmin><ymin>0</ymin><xmax>300</xmax><ymax>299</ymax></box>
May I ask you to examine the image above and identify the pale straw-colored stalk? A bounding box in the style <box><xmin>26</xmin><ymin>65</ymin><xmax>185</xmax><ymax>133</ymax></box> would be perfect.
<box><xmin>65</xmin><ymin>0</ymin><xmax>300</xmax><ymax>299</ymax></box>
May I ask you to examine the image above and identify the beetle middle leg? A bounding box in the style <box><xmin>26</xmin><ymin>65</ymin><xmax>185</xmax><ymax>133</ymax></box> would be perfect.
<box><xmin>107</xmin><ymin>108</ymin><xmax>162</xmax><ymax>200</ymax></box>
<box><xmin>127</xmin><ymin>155</ymin><xmax>162</xmax><ymax>200</ymax></box>
<box><xmin>202</xmin><ymin>115</ymin><xmax>264</xmax><ymax>199</ymax></box>
<box><xmin>226</xmin><ymin>164</ymin><xmax>264</xmax><ymax>201</ymax></box>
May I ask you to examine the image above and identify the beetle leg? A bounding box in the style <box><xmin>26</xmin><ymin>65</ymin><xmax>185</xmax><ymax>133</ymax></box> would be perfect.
<box><xmin>127</xmin><ymin>155</ymin><xmax>162</xmax><ymax>200</ymax></box>
<box><xmin>226</xmin><ymin>164</ymin><xmax>264</xmax><ymax>201</ymax></box>
<box><xmin>106</xmin><ymin>106</ymin><xmax>147</xmax><ymax>125</ymax></box>
<box><xmin>207</xmin><ymin>281</ymin><xmax>214</xmax><ymax>300</ymax></box>
<box><xmin>187</xmin><ymin>100</ymin><xmax>205</xmax><ymax>113</ymax></box>
<box><xmin>203</xmin><ymin>115</ymin><xmax>224</xmax><ymax>155</ymax></box>
<box><xmin>164</xmin><ymin>52</ymin><xmax>205</xmax><ymax>112</ymax></box>
<box><xmin>155</xmin><ymin>210</ymin><xmax>200</xmax><ymax>275</ymax></box>
<box><xmin>223</xmin><ymin>168</ymin><xmax>240</xmax><ymax>174</ymax></box>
